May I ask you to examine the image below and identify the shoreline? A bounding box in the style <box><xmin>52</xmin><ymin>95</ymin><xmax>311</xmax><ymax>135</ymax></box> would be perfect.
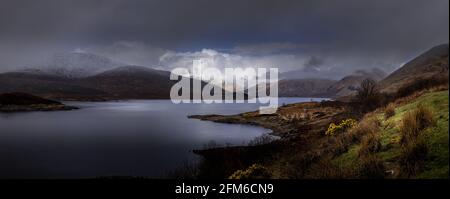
<box><xmin>0</xmin><ymin>104</ymin><xmax>78</xmax><ymax>113</ymax></box>
<box><xmin>188</xmin><ymin>100</ymin><xmax>352</xmax><ymax>138</ymax></box>
<box><xmin>188</xmin><ymin>100</ymin><xmax>354</xmax><ymax>159</ymax></box>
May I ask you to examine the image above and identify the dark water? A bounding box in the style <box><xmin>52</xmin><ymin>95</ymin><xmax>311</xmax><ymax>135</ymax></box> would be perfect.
<box><xmin>0</xmin><ymin>97</ymin><xmax>327</xmax><ymax>178</ymax></box>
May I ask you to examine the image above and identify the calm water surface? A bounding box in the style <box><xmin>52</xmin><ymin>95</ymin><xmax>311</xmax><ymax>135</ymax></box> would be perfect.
<box><xmin>0</xmin><ymin>97</ymin><xmax>327</xmax><ymax>178</ymax></box>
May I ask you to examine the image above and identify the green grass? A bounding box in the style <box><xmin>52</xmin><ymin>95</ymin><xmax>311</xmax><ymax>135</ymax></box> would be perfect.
<box><xmin>333</xmin><ymin>90</ymin><xmax>449</xmax><ymax>178</ymax></box>
<box><xmin>332</xmin><ymin>144</ymin><xmax>359</xmax><ymax>168</ymax></box>
<box><xmin>416</xmin><ymin>92</ymin><xmax>449</xmax><ymax>178</ymax></box>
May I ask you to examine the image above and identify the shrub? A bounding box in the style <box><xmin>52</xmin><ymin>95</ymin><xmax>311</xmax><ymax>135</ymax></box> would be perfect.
<box><xmin>343</xmin><ymin>117</ymin><xmax>380</xmax><ymax>144</ymax></box>
<box><xmin>228</xmin><ymin>164</ymin><xmax>271</xmax><ymax>179</ymax></box>
<box><xmin>325</xmin><ymin>119</ymin><xmax>357</xmax><ymax>136</ymax></box>
<box><xmin>332</xmin><ymin>136</ymin><xmax>349</xmax><ymax>155</ymax></box>
<box><xmin>398</xmin><ymin>105</ymin><xmax>434</xmax><ymax>177</ymax></box>
<box><xmin>384</xmin><ymin>103</ymin><xmax>396</xmax><ymax>119</ymax></box>
<box><xmin>399</xmin><ymin>138</ymin><xmax>428</xmax><ymax>177</ymax></box>
<box><xmin>358</xmin><ymin>132</ymin><xmax>382</xmax><ymax>157</ymax></box>
<box><xmin>400</xmin><ymin>105</ymin><xmax>435</xmax><ymax>144</ymax></box>
<box><xmin>357</xmin><ymin>154</ymin><xmax>386</xmax><ymax>179</ymax></box>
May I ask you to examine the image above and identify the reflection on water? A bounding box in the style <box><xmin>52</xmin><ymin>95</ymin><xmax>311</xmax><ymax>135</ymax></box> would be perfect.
<box><xmin>0</xmin><ymin>97</ymin><xmax>326</xmax><ymax>178</ymax></box>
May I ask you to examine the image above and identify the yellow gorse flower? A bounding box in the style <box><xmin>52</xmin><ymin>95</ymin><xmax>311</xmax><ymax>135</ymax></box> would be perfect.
<box><xmin>325</xmin><ymin>119</ymin><xmax>357</xmax><ymax>136</ymax></box>
<box><xmin>228</xmin><ymin>164</ymin><xmax>268</xmax><ymax>179</ymax></box>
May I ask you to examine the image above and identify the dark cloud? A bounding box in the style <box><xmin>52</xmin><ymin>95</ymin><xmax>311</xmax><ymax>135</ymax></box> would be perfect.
<box><xmin>303</xmin><ymin>56</ymin><xmax>324</xmax><ymax>72</ymax></box>
<box><xmin>0</xmin><ymin>0</ymin><xmax>448</xmax><ymax>76</ymax></box>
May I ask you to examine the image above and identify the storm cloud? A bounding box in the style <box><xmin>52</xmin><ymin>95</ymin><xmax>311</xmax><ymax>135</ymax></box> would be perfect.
<box><xmin>0</xmin><ymin>0</ymin><xmax>448</xmax><ymax>77</ymax></box>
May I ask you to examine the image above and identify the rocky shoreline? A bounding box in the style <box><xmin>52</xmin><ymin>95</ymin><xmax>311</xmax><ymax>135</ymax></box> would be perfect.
<box><xmin>188</xmin><ymin>101</ymin><xmax>354</xmax><ymax>158</ymax></box>
<box><xmin>187</xmin><ymin>100</ymin><xmax>358</xmax><ymax>178</ymax></box>
<box><xmin>188</xmin><ymin>101</ymin><xmax>352</xmax><ymax>139</ymax></box>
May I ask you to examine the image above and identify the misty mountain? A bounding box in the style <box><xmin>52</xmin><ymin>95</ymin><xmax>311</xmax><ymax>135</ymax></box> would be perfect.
<box><xmin>0</xmin><ymin>70</ymin><xmax>108</xmax><ymax>100</ymax></box>
<box><xmin>279</xmin><ymin>65</ymin><xmax>346</xmax><ymax>80</ymax></box>
<box><xmin>35</xmin><ymin>52</ymin><xmax>124</xmax><ymax>78</ymax></box>
<box><xmin>278</xmin><ymin>79</ymin><xmax>337</xmax><ymax>97</ymax></box>
<box><xmin>3</xmin><ymin>43</ymin><xmax>446</xmax><ymax>100</ymax></box>
<box><xmin>326</xmin><ymin>68</ymin><xmax>387</xmax><ymax>97</ymax></box>
<box><xmin>0</xmin><ymin>65</ymin><xmax>243</xmax><ymax>100</ymax></box>
<box><xmin>261</xmin><ymin>68</ymin><xmax>385</xmax><ymax>98</ymax></box>
<box><xmin>0</xmin><ymin>65</ymin><xmax>175</xmax><ymax>100</ymax></box>
<box><xmin>76</xmin><ymin>65</ymin><xmax>174</xmax><ymax>99</ymax></box>
<box><xmin>377</xmin><ymin>43</ymin><xmax>449</xmax><ymax>93</ymax></box>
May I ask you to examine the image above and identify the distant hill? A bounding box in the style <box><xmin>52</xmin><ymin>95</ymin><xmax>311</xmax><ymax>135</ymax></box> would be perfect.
<box><xmin>0</xmin><ymin>65</ymin><xmax>242</xmax><ymax>100</ymax></box>
<box><xmin>278</xmin><ymin>65</ymin><xmax>386</xmax><ymax>98</ymax></box>
<box><xmin>0</xmin><ymin>65</ymin><xmax>179</xmax><ymax>100</ymax></box>
<box><xmin>279</xmin><ymin>67</ymin><xmax>343</xmax><ymax>80</ymax></box>
<box><xmin>327</xmin><ymin>68</ymin><xmax>386</xmax><ymax>97</ymax></box>
<box><xmin>377</xmin><ymin>44</ymin><xmax>449</xmax><ymax>94</ymax></box>
<box><xmin>76</xmin><ymin>65</ymin><xmax>174</xmax><ymax>99</ymax></box>
<box><xmin>0</xmin><ymin>70</ymin><xmax>108</xmax><ymax>100</ymax></box>
<box><xmin>250</xmin><ymin>68</ymin><xmax>385</xmax><ymax>98</ymax></box>
<box><xmin>278</xmin><ymin>79</ymin><xmax>337</xmax><ymax>97</ymax></box>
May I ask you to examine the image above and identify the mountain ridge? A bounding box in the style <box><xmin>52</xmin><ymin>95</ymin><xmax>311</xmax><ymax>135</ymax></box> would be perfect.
<box><xmin>377</xmin><ymin>44</ymin><xmax>449</xmax><ymax>93</ymax></box>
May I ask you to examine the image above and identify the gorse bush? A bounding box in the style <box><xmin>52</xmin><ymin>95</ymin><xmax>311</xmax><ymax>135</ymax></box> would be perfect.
<box><xmin>344</xmin><ymin>117</ymin><xmax>380</xmax><ymax>143</ymax></box>
<box><xmin>228</xmin><ymin>164</ymin><xmax>271</xmax><ymax>179</ymax></box>
<box><xmin>329</xmin><ymin>117</ymin><xmax>380</xmax><ymax>156</ymax></box>
<box><xmin>325</xmin><ymin>119</ymin><xmax>357</xmax><ymax>136</ymax></box>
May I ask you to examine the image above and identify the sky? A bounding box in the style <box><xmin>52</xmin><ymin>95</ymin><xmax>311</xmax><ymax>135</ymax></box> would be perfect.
<box><xmin>0</xmin><ymin>0</ymin><xmax>448</xmax><ymax>79</ymax></box>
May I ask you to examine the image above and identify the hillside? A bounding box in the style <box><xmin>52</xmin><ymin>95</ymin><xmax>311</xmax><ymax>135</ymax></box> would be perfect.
<box><xmin>378</xmin><ymin>44</ymin><xmax>449</xmax><ymax>94</ymax></box>
<box><xmin>189</xmin><ymin>87</ymin><xmax>449</xmax><ymax>179</ymax></box>
<box><xmin>332</xmin><ymin>90</ymin><xmax>449</xmax><ymax>178</ymax></box>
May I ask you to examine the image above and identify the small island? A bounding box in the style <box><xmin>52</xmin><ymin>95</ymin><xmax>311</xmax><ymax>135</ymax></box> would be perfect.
<box><xmin>0</xmin><ymin>92</ymin><xmax>78</xmax><ymax>112</ymax></box>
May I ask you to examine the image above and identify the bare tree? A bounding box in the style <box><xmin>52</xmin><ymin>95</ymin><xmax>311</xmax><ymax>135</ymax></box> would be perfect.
<box><xmin>356</xmin><ymin>78</ymin><xmax>378</xmax><ymax>102</ymax></box>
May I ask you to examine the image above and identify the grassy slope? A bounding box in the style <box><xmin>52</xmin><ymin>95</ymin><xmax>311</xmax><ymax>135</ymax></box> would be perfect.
<box><xmin>333</xmin><ymin>90</ymin><xmax>449</xmax><ymax>178</ymax></box>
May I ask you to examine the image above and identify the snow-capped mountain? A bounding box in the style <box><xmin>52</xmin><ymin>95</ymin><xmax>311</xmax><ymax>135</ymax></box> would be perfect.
<box><xmin>37</xmin><ymin>52</ymin><xmax>124</xmax><ymax>78</ymax></box>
